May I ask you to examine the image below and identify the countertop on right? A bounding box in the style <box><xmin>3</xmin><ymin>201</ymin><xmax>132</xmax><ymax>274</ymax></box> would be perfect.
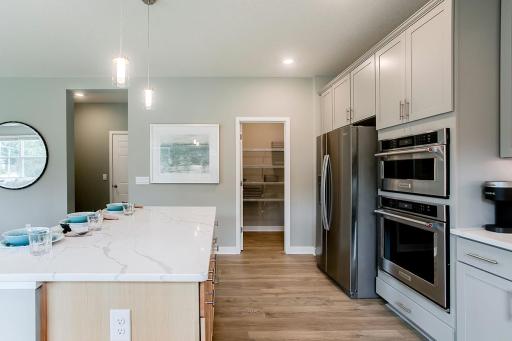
<box><xmin>451</xmin><ymin>227</ymin><xmax>512</xmax><ymax>252</ymax></box>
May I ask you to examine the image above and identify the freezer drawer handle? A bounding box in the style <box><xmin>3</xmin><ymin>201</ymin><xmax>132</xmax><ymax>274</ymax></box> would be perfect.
<box><xmin>466</xmin><ymin>253</ymin><xmax>498</xmax><ymax>265</ymax></box>
<box><xmin>396</xmin><ymin>301</ymin><xmax>412</xmax><ymax>314</ymax></box>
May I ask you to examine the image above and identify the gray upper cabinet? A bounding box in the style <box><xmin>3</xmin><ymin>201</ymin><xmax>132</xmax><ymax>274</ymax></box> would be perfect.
<box><xmin>376</xmin><ymin>32</ymin><xmax>407</xmax><ymax>129</ymax></box>
<box><xmin>406</xmin><ymin>0</ymin><xmax>453</xmax><ymax>123</ymax></box>
<box><xmin>351</xmin><ymin>55</ymin><xmax>376</xmax><ymax>123</ymax></box>
<box><xmin>333</xmin><ymin>75</ymin><xmax>351</xmax><ymax>129</ymax></box>
<box><xmin>321</xmin><ymin>0</ymin><xmax>453</xmax><ymax>132</ymax></box>
<box><xmin>320</xmin><ymin>89</ymin><xmax>333</xmax><ymax>134</ymax></box>
<box><xmin>501</xmin><ymin>0</ymin><xmax>512</xmax><ymax>157</ymax></box>
<box><xmin>375</xmin><ymin>0</ymin><xmax>452</xmax><ymax>129</ymax></box>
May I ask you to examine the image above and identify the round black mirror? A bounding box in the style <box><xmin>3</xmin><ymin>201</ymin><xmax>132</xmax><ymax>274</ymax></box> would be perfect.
<box><xmin>0</xmin><ymin>121</ymin><xmax>48</xmax><ymax>190</ymax></box>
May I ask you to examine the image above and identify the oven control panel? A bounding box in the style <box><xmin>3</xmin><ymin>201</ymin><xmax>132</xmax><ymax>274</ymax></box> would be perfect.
<box><xmin>380</xmin><ymin>128</ymin><xmax>448</xmax><ymax>151</ymax></box>
<box><xmin>380</xmin><ymin>197</ymin><xmax>448</xmax><ymax>222</ymax></box>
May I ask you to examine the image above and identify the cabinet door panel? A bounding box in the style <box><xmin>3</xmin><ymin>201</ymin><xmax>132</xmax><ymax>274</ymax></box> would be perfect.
<box><xmin>351</xmin><ymin>55</ymin><xmax>376</xmax><ymax>123</ymax></box>
<box><xmin>376</xmin><ymin>32</ymin><xmax>406</xmax><ymax>129</ymax></box>
<box><xmin>457</xmin><ymin>262</ymin><xmax>512</xmax><ymax>341</ymax></box>
<box><xmin>406</xmin><ymin>0</ymin><xmax>453</xmax><ymax>121</ymax></box>
<box><xmin>321</xmin><ymin>90</ymin><xmax>333</xmax><ymax>134</ymax></box>
<box><xmin>333</xmin><ymin>75</ymin><xmax>351</xmax><ymax>129</ymax></box>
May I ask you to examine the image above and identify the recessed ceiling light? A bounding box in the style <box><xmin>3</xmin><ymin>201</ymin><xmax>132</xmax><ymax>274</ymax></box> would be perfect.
<box><xmin>74</xmin><ymin>92</ymin><xmax>84</xmax><ymax>98</ymax></box>
<box><xmin>282</xmin><ymin>58</ymin><xmax>295</xmax><ymax>65</ymax></box>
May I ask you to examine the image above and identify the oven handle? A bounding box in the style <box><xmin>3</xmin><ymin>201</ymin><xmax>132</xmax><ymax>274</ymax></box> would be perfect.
<box><xmin>374</xmin><ymin>209</ymin><xmax>437</xmax><ymax>230</ymax></box>
<box><xmin>374</xmin><ymin>146</ymin><xmax>441</xmax><ymax>158</ymax></box>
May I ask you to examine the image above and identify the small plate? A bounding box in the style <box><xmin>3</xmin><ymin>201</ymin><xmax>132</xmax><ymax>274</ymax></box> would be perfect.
<box><xmin>0</xmin><ymin>232</ymin><xmax>64</xmax><ymax>249</ymax></box>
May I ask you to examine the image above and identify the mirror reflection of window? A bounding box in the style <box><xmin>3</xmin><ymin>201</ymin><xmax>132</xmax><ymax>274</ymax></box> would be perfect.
<box><xmin>0</xmin><ymin>122</ymin><xmax>47</xmax><ymax>190</ymax></box>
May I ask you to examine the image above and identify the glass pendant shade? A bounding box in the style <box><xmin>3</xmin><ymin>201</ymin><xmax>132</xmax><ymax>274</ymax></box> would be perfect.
<box><xmin>112</xmin><ymin>57</ymin><xmax>129</xmax><ymax>88</ymax></box>
<box><xmin>144</xmin><ymin>88</ymin><xmax>154</xmax><ymax>110</ymax></box>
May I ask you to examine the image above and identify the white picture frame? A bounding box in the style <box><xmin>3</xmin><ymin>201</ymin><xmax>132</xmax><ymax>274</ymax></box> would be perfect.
<box><xmin>150</xmin><ymin>124</ymin><xmax>220</xmax><ymax>184</ymax></box>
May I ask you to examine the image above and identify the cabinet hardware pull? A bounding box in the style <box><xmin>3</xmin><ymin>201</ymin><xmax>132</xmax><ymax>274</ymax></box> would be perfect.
<box><xmin>396</xmin><ymin>302</ymin><xmax>412</xmax><ymax>314</ymax></box>
<box><xmin>405</xmin><ymin>100</ymin><xmax>410</xmax><ymax>119</ymax></box>
<box><xmin>346</xmin><ymin>108</ymin><xmax>350</xmax><ymax>122</ymax></box>
<box><xmin>466</xmin><ymin>253</ymin><xmax>498</xmax><ymax>264</ymax></box>
<box><xmin>399</xmin><ymin>100</ymin><xmax>404</xmax><ymax>119</ymax></box>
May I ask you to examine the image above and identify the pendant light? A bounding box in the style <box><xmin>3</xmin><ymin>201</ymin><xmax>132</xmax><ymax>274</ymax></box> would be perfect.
<box><xmin>143</xmin><ymin>0</ymin><xmax>156</xmax><ymax>110</ymax></box>
<box><xmin>113</xmin><ymin>0</ymin><xmax>129</xmax><ymax>88</ymax></box>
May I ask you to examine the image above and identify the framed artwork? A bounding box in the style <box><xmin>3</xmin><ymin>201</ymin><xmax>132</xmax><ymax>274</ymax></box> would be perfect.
<box><xmin>150</xmin><ymin>124</ymin><xmax>220</xmax><ymax>184</ymax></box>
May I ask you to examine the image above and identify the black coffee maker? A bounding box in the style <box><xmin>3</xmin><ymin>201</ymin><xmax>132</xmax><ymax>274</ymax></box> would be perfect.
<box><xmin>483</xmin><ymin>181</ymin><xmax>512</xmax><ymax>233</ymax></box>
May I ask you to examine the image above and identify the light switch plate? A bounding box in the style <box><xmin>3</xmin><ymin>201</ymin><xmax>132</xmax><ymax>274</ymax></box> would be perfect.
<box><xmin>103</xmin><ymin>174</ymin><xmax>108</xmax><ymax>181</ymax></box>
<box><xmin>110</xmin><ymin>309</ymin><xmax>131</xmax><ymax>341</ymax></box>
<box><xmin>135</xmin><ymin>176</ymin><xmax>150</xmax><ymax>185</ymax></box>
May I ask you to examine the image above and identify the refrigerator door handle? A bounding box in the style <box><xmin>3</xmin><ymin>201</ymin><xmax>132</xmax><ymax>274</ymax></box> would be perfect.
<box><xmin>326</xmin><ymin>155</ymin><xmax>333</xmax><ymax>230</ymax></box>
<box><xmin>321</xmin><ymin>155</ymin><xmax>329</xmax><ymax>230</ymax></box>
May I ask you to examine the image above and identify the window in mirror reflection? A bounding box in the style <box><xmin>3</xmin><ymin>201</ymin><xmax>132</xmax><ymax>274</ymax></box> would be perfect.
<box><xmin>0</xmin><ymin>122</ymin><xmax>48</xmax><ymax>189</ymax></box>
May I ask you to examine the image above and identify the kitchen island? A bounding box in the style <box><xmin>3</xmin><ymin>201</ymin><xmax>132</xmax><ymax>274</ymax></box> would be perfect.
<box><xmin>0</xmin><ymin>206</ymin><xmax>217</xmax><ymax>341</ymax></box>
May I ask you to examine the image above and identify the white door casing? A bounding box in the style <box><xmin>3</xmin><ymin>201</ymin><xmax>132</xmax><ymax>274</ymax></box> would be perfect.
<box><xmin>110</xmin><ymin>131</ymin><xmax>129</xmax><ymax>203</ymax></box>
<box><xmin>235</xmin><ymin>117</ymin><xmax>291</xmax><ymax>254</ymax></box>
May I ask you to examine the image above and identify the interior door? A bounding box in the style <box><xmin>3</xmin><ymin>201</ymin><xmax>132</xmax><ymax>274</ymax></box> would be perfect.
<box><xmin>333</xmin><ymin>75</ymin><xmax>351</xmax><ymax>129</ymax></box>
<box><xmin>351</xmin><ymin>55</ymin><xmax>376</xmax><ymax>123</ymax></box>
<box><xmin>406</xmin><ymin>0</ymin><xmax>452</xmax><ymax>122</ymax></box>
<box><xmin>376</xmin><ymin>32</ymin><xmax>406</xmax><ymax>129</ymax></box>
<box><xmin>111</xmin><ymin>132</ymin><xmax>129</xmax><ymax>203</ymax></box>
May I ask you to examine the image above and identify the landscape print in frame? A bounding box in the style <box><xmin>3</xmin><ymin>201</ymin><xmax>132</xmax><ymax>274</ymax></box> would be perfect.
<box><xmin>150</xmin><ymin>124</ymin><xmax>220</xmax><ymax>183</ymax></box>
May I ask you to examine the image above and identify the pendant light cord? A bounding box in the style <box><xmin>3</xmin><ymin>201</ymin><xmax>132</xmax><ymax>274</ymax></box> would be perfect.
<box><xmin>146</xmin><ymin>1</ymin><xmax>151</xmax><ymax>88</ymax></box>
<box><xmin>119</xmin><ymin>0</ymin><xmax>124</xmax><ymax>56</ymax></box>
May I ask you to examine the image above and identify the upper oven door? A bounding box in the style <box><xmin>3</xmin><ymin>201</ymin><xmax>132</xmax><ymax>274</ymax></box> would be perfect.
<box><xmin>375</xmin><ymin>208</ymin><xmax>448</xmax><ymax>309</ymax></box>
<box><xmin>375</xmin><ymin>144</ymin><xmax>448</xmax><ymax>198</ymax></box>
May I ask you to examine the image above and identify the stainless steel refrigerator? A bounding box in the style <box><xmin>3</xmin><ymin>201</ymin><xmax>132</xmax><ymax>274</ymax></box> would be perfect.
<box><xmin>316</xmin><ymin>125</ymin><xmax>377</xmax><ymax>298</ymax></box>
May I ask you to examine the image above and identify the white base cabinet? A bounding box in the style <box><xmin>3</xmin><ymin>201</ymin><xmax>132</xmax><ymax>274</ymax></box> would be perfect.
<box><xmin>456</xmin><ymin>263</ymin><xmax>512</xmax><ymax>341</ymax></box>
<box><xmin>456</xmin><ymin>237</ymin><xmax>512</xmax><ymax>341</ymax></box>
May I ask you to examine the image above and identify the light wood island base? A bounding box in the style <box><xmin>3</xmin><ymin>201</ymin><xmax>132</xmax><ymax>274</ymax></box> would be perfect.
<box><xmin>45</xmin><ymin>282</ymin><xmax>200</xmax><ymax>341</ymax></box>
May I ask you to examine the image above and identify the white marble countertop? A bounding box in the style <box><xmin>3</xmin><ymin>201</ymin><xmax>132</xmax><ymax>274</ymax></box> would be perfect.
<box><xmin>0</xmin><ymin>206</ymin><xmax>216</xmax><ymax>283</ymax></box>
<box><xmin>451</xmin><ymin>227</ymin><xmax>512</xmax><ymax>252</ymax></box>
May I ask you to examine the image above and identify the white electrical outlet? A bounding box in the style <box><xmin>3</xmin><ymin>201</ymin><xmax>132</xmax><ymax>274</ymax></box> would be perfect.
<box><xmin>110</xmin><ymin>309</ymin><xmax>131</xmax><ymax>341</ymax></box>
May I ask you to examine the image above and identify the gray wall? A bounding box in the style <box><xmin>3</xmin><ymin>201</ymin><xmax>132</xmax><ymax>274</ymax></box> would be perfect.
<box><xmin>455</xmin><ymin>0</ymin><xmax>512</xmax><ymax>228</ymax></box>
<box><xmin>0</xmin><ymin>78</ymin><xmax>111</xmax><ymax>231</ymax></box>
<box><xmin>74</xmin><ymin>103</ymin><xmax>128</xmax><ymax>212</ymax></box>
<box><xmin>128</xmin><ymin>78</ymin><xmax>316</xmax><ymax>248</ymax></box>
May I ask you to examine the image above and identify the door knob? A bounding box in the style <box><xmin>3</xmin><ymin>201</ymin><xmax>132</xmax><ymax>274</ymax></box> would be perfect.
<box><xmin>113</xmin><ymin>185</ymin><xmax>118</xmax><ymax>189</ymax></box>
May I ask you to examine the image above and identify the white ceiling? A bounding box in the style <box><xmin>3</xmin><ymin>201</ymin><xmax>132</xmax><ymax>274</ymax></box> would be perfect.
<box><xmin>0</xmin><ymin>0</ymin><xmax>428</xmax><ymax>78</ymax></box>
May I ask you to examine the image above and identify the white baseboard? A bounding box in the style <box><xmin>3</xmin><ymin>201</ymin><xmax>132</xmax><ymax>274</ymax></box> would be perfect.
<box><xmin>244</xmin><ymin>226</ymin><xmax>284</xmax><ymax>232</ymax></box>
<box><xmin>286</xmin><ymin>246</ymin><xmax>315</xmax><ymax>255</ymax></box>
<box><xmin>217</xmin><ymin>246</ymin><xmax>240</xmax><ymax>255</ymax></box>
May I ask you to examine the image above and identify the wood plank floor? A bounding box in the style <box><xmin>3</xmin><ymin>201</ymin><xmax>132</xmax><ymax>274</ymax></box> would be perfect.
<box><xmin>213</xmin><ymin>232</ymin><xmax>422</xmax><ymax>341</ymax></box>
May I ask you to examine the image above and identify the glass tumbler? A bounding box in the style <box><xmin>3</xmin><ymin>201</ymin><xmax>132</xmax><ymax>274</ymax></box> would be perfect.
<box><xmin>123</xmin><ymin>202</ymin><xmax>135</xmax><ymax>216</ymax></box>
<box><xmin>87</xmin><ymin>212</ymin><xmax>103</xmax><ymax>231</ymax></box>
<box><xmin>28</xmin><ymin>227</ymin><xmax>52</xmax><ymax>256</ymax></box>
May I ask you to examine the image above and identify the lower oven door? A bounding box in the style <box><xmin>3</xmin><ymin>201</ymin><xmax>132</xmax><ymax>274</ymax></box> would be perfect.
<box><xmin>375</xmin><ymin>209</ymin><xmax>448</xmax><ymax>309</ymax></box>
<box><xmin>376</xmin><ymin>144</ymin><xmax>448</xmax><ymax>198</ymax></box>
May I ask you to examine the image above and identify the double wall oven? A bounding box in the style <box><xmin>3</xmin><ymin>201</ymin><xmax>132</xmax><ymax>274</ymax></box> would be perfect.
<box><xmin>375</xmin><ymin>129</ymin><xmax>450</xmax><ymax>309</ymax></box>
